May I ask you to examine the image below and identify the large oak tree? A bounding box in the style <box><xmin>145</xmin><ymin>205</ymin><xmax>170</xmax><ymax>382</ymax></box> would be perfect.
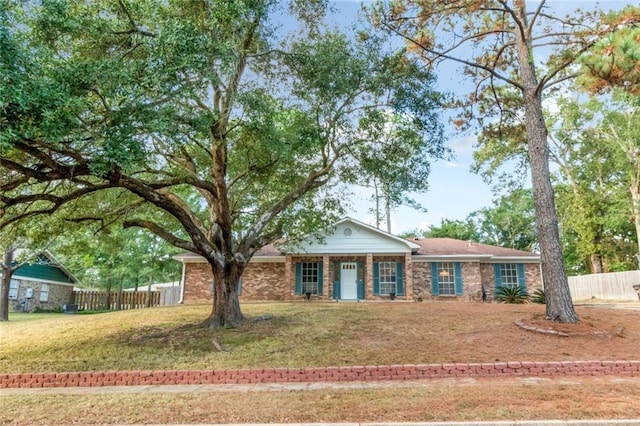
<box><xmin>373</xmin><ymin>0</ymin><xmax>640</xmax><ymax>322</ymax></box>
<box><xmin>0</xmin><ymin>1</ymin><xmax>444</xmax><ymax>327</ymax></box>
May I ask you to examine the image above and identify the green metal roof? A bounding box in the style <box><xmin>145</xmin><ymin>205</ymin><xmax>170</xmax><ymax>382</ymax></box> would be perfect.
<box><xmin>14</xmin><ymin>262</ymin><xmax>76</xmax><ymax>284</ymax></box>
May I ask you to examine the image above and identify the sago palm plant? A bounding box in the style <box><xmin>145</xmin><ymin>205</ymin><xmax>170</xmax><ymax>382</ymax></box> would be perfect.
<box><xmin>495</xmin><ymin>286</ymin><xmax>530</xmax><ymax>304</ymax></box>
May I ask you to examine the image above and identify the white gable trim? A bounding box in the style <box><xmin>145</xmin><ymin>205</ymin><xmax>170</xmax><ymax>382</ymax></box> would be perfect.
<box><xmin>289</xmin><ymin>217</ymin><xmax>420</xmax><ymax>255</ymax></box>
<box><xmin>334</xmin><ymin>218</ymin><xmax>421</xmax><ymax>250</ymax></box>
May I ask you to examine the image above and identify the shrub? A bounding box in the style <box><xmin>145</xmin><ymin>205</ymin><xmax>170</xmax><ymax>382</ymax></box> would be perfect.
<box><xmin>495</xmin><ymin>286</ymin><xmax>530</xmax><ymax>304</ymax></box>
<box><xmin>33</xmin><ymin>306</ymin><xmax>64</xmax><ymax>313</ymax></box>
<box><xmin>531</xmin><ymin>288</ymin><xmax>546</xmax><ymax>304</ymax></box>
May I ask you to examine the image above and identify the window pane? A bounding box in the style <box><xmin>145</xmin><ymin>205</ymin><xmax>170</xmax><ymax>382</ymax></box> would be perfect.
<box><xmin>379</xmin><ymin>262</ymin><xmax>397</xmax><ymax>294</ymax></box>
<box><xmin>9</xmin><ymin>279</ymin><xmax>19</xmax><ymax>299</ymax></box>
<box><xmin>302</xmin><ymin>262</ymin><xmax>319</xmax><ymax>294</ymax></box>
<box><xmin>39</xmin><ymin>284</ymin><xmax>50</xmax><ymax>302</ymax></box>
<box><xmin>500</xmin><ymin>264</ymin><xmax>518</xmax><ymax>288</ymax></box>
<box><xmin>437</xmin><ymin>262</ymin><xmax>455</xmax><ymax>295</ymax></box>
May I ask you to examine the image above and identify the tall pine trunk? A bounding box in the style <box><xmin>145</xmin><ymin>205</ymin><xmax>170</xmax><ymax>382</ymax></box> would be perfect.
<box><xmin>523</xmin><ymin>88</ymin><xmax>578</xmax><ymax>323</ymax></box>
<box><xmin>514</xmin><ymin>2</ymin><xmax>578</xmax><ymax>323</ymax></box>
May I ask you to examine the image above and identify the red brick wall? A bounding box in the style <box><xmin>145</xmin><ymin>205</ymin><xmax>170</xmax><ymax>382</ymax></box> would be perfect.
<box><xmin>3</xmin><ymin>360</ymin><xmax>637</xmax><ymax>389</ymax></box>
<box><xmin>240</xmin><ymin>262</ymin><xmax>286</xmax><ymax>301</ymax></box>
<box><xmin>183</xmin><ymin>261</ymin><xmax>287</xmax><ymax>303</ymax></box>
<box><xmin>182</xmin><ymin>259</ymin><xmax>542</xmax><ymax>304</ymax></box>
<box><xmin>412</xmin><ymin>261</ymin><xmax>542</xmax><ymax>302</ymax></box>
<box><xmin>182</xmin><ymin>263</ymin><xmax>213</xmax><ymax>304</ymax></box>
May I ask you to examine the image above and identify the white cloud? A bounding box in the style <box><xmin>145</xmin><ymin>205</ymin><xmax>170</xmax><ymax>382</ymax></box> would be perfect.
<box><xmin>448</xmin><ymin>135</ymin><xmax>477</xmax><ymax>155</ymax></box>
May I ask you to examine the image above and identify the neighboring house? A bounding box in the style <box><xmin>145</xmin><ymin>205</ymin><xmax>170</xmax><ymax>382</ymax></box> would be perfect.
<box><xmin>5</xmin><ymin>251</ymin><xmax>78</xmax><ymax>312</ymax></box>
<box><xmin>174</xmin><ymin>217</ymin><xmax>542</xmax><ymax>303</ymax></box>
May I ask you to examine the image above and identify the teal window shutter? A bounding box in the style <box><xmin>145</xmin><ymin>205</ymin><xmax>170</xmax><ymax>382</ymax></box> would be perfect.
<box><xmin>494</xmin><ymin>264</ymin><xmax>502</xmax><ymax>289</ymax></box>
<box><xmin>333</xmin><ymin>262</ymin><xmax>341</xmax><ymax>299</ymax></box>
<box><xmin>373</xmin><ymin>262</ymin><xmax>380</xmax><ymax>295</ymax></box>
<box><xmin>357</xmin><ymin>261</ymin><xmax>365</xmax><ymax>299</ymax></box>
<box><xmin>317</xmin><ymin>262</ymin><xmax>324</xmax><ymax>295</ymax></box>
<box><xmin>295</xmin><ymin>262</ymin><xmax>302</xmax><ymax>295</ymax></box>
<box><xmin>237</xmin><ymin>277</ymin><xmax>242</xmax><ymax>295</ymax></box>
<box><xmin>430</xmin><ymin>262</ymin><xmax>439</xmax><ymax>296</ymax></box>
<box><xmin>396</xmin><ymin>262</ymin><xmax>404</xmax><ymax>296</ymax></box>
<box><xmin>517</xmin><ymin>264</ymin><xmax>526</xmax><ymax>291</ymax></box>
<box><xmin>454</xmin><ymin>262</ymin><xmax>463</xmax><ymax>295</ymax></box>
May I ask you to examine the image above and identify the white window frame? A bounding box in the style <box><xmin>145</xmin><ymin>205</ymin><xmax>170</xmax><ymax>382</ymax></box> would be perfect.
<box><xmin>39</xmin><ymin>284</ymin><xmax>50</xmax><ymax>302</ymax></box>
<box><xmin>437</xmin><ymin>262</ymin><xmax>456</xmax><ymax>296</ymax></box>
<box><xmin>500</xmin><ymin>264</ymin><xmax>519</xmax><ymax>289</ymax></box>
<box><xmin>9</xmin><ymin>279</ymin><xmax>19</xmax><ymax>299</ymax></box>
<box><xmin>301</xmin><ymin>262</ymin><xmax>319</xmax><ymax>294</ymax></box>
<box><xmin>378</xmin><ymin>262</ymin><xmax>397</xmax><ymax>295</ymax></box>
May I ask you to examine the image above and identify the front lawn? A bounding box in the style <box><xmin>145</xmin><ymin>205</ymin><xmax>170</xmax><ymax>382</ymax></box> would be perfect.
<box><xmin>1</xmin><ymin>302</ymin><xmax>639</xmax><ymax>374</ymax></box>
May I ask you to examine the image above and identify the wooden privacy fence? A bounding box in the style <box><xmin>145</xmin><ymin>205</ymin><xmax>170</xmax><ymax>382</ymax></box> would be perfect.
<box><xmin>568</xmin><ymin>270</ymin><xmax>640</xmax><ymax>301</ymax></box>
<box><xmin>71</xmin><ymin>290</ymin><xmax>161</xmax><ymax>311</ymax></box>
<box><xmin>159</xmin><ymin>286</ymin><xmax>181</xmax><ymax>306</ymax></box>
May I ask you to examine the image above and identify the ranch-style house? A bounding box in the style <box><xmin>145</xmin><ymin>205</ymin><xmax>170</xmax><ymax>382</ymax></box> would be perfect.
<box><xmin>174</xmin><ymin>218</ymin><xmax>542</xmax><ymax>303</ymax></box>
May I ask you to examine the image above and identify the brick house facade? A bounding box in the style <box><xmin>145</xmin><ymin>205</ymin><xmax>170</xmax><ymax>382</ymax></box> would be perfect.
<box><xmin>175</xmin><ymin>218</ymin><xmax>542</xmax><ymax>304</ymax></box>
<box><xmin>6</xmin><ymin>251</ymin><xmax>78</xmax><ymax>312</ymax></box>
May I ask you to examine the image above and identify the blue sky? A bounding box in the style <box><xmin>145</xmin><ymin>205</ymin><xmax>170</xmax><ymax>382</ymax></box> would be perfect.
<box><xmin>323</xmin><ymin>0</ymin><xmax>637</xmax><ymax>234</ymax></box>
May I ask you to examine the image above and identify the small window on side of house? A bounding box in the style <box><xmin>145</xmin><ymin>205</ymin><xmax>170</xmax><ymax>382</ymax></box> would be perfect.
<box><xmin>39</xmin><ymin>284</ymin><xmax>50</xmax><ymax>302</ymax></box>
<box><xmin>9</xmin><ymin>279</ymin><xmax>19</xmax><ymax>299</ymax></box>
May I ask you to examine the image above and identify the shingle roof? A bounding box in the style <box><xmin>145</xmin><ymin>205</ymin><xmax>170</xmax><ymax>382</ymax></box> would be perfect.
<box><xmin>410</xmin><ymin>237</ymin><xmax>537</xmax><ymax>258</ymax></box>
<box><xmin>256</xmin><ymin>243</ymin><xmax>283</xmax><ymax>256</ymax></box>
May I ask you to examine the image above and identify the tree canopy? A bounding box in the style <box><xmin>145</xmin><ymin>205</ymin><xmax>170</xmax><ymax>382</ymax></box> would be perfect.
<box><xmin>0</xmin><ymin>0</ymin><xmax>444</xmax><ymax>327</ymax></box>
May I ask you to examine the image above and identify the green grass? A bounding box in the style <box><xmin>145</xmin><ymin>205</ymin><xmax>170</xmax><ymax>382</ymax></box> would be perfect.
<box><xmin>7</xmin><ymin>311</ymin><xmax>68</xmax><ymax>322</ymax></box>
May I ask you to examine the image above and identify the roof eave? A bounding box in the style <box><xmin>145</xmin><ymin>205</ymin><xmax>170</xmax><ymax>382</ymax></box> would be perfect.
<box><xmin>412</xmin><ymin>254</ymin><xmax>540</xmax><ymax>263</ymax></box>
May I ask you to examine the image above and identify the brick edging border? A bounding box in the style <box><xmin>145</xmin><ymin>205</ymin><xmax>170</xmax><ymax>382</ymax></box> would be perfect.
<box><xmin>2</xmin><ymin>361</ymin><xmax>640</xmax><ymax>389</ymax></box>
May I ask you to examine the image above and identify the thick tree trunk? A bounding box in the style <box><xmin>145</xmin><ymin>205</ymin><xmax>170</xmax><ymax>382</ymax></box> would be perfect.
<box><xmin>0</xmin><ymin>249</ymin><xmax>14</xmax><ymax>321</ymax></box>
<box><xmin>514</xmin><ymin>2</ymin><xmax>578</xmax><ymax>323</ymax></box>
<box><xmin>206</xmin><ymin>262</ymin><xmax>244</xmax><ymax>328</ymax></box>
<box><xmin>523</xmin><ymin>92</ymin><xmax>579</xmax><ymax>323</ymax></box>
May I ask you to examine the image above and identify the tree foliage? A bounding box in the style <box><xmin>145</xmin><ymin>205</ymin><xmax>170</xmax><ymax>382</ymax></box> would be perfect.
<box><xmin>580</xmin><ymin>11</ymin><xmax>640</xmax><ymax>95</ymax></box>
<box><xmin>0</xmin><ymin>1</ymin><xmax>444</xmax><ymax>327</ymax></box>
<box><xmin>425</xmin><ymin>189</ymin><xmax>535</xmax><ymax>252</ymax></box>
<box><xmin>547</xmin><ymin>94</ymin><xmax>633</xmax><ymax>274</ymax></box>
<box><xmin>472</xmin><ymin>189</ymin><xmax>536</xmax><ymax>252</ymax></box>
<box><xmin>369</xmin><ymin>0</ymin><xmax>640</xmax><ymax>322</ymax></box>
<box><xmin>345</xmin><ymin>109</ymin><xmax>446</xmax><ymax>232</ymax></box>
<box><xmin>425</xmin><ymin>218</ymin><xmax>479</xmax><ymax>241</ymax></box>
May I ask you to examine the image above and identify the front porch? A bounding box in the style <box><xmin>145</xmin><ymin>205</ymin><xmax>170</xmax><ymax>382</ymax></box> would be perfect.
<box><xmin>285</xmin><ymin>253</ymin><xmax>414</xmax><ymax>301</ymax></box>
